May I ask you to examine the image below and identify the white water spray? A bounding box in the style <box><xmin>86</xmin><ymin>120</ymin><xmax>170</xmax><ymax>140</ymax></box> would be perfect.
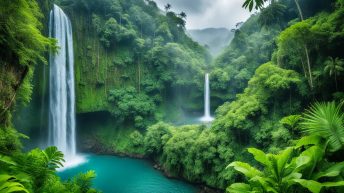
<box><xmin>200</xmin><ymin>73</ymin><xmax>214</xmax><ymax>122</ymax></box>
<box><xmin>49</xmin><ymin>4</ymin><xmax>84</xmax><ymax>168</ymax></box>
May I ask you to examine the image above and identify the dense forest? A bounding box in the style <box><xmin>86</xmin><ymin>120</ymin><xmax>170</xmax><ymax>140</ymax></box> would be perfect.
<box><xmin>1</xmin><ymin>0</ymin><xmax>344</xmax><ymax>193</ymax></box>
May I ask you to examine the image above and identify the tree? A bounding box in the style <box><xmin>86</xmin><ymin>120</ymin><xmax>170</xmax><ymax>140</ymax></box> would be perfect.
<box><xmin>213</xmin><ymin>62</ymin><xmax>301</xmax><ymax>134</ymax></box>
<box><xmin>164</xmin><ymin>3</ymin><xmax>171</xmax><ymax>12</ymax></box>
<box><xmin>179</xmin><ymin>12</ymin><xmax>187</xmax><ymax>19</ymax></box>
<box><xmin>0</xmin><ymin>0</ymin><xmax>55</xmax><ymax>67</ymax></box>
<box><xmin>258</xmin><ymin>2</ymin><xmax>286</xmax><ymax>28</ymax></box>
<box><xmin>242</xmin><ymin>0</ymin><xmax>267</xmax><ymax>11</ymax></box>
<box><xmin>294</xmin><ymin>0</ymin><xmax>304</xmax><ymax>20</ymax></box>
<box><xmin>108</xmin><ymin>87</ymin><xmax>156</xmax><ymax>127</ymax></box>
<box><xmin>280</xmin><ymin>115</ymin><xmax>301</xmax><ymax>131</ymax></box>
<box><xmin>144</xmin><ymin>122</ymin><xmax>173</xmax><ymax>156</ymax></box>
<box><xmin>277</xmin><ymin>20</ymin><xmax>314</xmax><ymax>89</ymax></box>
<box><xmin>324</xmin><ymin>57</ymin><xmax>344</xmax><ymax>91</ymax></box>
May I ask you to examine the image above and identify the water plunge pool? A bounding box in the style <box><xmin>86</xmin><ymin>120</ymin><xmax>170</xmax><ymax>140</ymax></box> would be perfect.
<box><xmin>59</xmin><ymin>154</ymin><xmax>198</xmax><ymax>193</ymax></box>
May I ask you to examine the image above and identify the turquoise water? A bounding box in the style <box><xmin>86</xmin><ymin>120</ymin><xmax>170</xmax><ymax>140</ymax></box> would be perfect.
<box><xmin>59</xmin><ymin>155</ymin><xmax>198</xmax><ymax>193</ymax></box>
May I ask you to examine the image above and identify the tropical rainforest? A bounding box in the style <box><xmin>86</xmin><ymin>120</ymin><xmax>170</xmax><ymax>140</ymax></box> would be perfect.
<box><xmin>1</xmin><ymin>0</ymin><xmax>344</xmax><ymax>192</ymax></box>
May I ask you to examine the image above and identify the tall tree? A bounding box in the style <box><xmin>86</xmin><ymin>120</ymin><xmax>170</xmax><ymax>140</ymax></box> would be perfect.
<box><xmin>244</xmin><ymin>0</ymin><xmax>314</xmax><ymax>89</ymax></box>
<box><xmin>179</xmin><ymin>11</ymin><xmax>187</xmax><ymax>19</ymax></box>
<box><xmin>258</xmin><ymin>1</ymin><xmax>286</xmax><ymax>27</ymax></box>
<box><xmin>324</xmin><ymin>57</ymin><xmax>344</xmax><ymax>91</ymax></box>
<box><xmin>164</xmin><ymin>3</ymin><xmax>171</xmax><ymax>12</ymax></box>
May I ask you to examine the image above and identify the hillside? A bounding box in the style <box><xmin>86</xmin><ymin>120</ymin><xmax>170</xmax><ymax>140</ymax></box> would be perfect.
<box><xmin>57</xmin><ymin>0</ymin><xmax>210</xmax><ymax>116</ymax></box>
<box><xmin>1</xmin><ymin>0</ymin><xmax>344</xmax><ymax>193</ymax></box>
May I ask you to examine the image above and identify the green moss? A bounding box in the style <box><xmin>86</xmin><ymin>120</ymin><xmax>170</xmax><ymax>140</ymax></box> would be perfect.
<box><xmin>71</xmin><ymin>12</ymin><xmax>139</xmax><ymax>113</ymax></box>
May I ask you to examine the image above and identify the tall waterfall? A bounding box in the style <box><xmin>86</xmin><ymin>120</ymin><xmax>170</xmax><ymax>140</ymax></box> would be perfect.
<box><xmin>200</xmin><ymin>73</ymin><xmax>214</xmax><ymax>122</ymax></box>
<box><xmin>49</xmin><ymin>4</ymin><xmax>78</xmax><ymax>163</ymax></box>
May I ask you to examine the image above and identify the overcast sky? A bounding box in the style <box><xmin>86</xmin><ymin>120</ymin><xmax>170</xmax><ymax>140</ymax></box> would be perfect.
<box><xmin>154</xmin><ymin>0</ymin><xmax>252</xmax><ymax>30</ymax></box>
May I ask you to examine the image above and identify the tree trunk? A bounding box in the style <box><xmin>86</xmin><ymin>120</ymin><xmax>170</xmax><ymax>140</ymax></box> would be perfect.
<box><xmin>97</xmin><ymin>43</ymin><xmax>100</xmax><ymax>81</ymax></box>
<box><xmin>335</xmin><ymin>72</ymin><xmax>338</xmax><ymax>91</ymax></box>
<box><xmin>289</xmin><ymin>89</ymin><xmax>292</xmax><ymax>114</ymax></box>
<box><xmin>138</xmin><ymin>63</ymin><xmax>141</xmax><ymax>93</ymax></box>
<box><xmin>105</xmin><ymin>49</ymin><xmax>107</xmax><ymax>95</ymax></box>
<box><xmin>304</xmin><ymin>45</ymin><xmax>313</xmax><ymax>89</ymax></box>
<box><xmin>301</xmin><ymin>57</ymin><xmax>307</xmax><ymax>78</ymax></box>
<box><xmin>294</xmin><ymin>0</ymin><xmax>304</xmax><ymax>21</ymax></box>
<box><xmin>294</xmin><ymin>0</ymin><xmax>313</xmax><ymax>89</ymax></box>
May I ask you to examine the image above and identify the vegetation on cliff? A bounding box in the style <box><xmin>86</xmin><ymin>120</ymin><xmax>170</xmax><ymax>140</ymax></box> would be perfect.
<box><xmin>1</xmin><ymin>0</ymin><xmax>344</xmax><ymax>192</ymax></box>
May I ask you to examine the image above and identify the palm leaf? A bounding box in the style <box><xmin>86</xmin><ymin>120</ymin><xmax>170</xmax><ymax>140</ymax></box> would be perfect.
<box><xmin>0</xmin><ymin>175</ymin><xmax>29</xmax><ymax>193</ymax></box>
<box><xmin>42</xmin><ymin>146</ymin><xmax>65</xmax><ymax>171</ymax></box>
<box><xmin>301</xmin><ymin>102</ymin><xmax>344</xmax><ymax>152</ymax></box>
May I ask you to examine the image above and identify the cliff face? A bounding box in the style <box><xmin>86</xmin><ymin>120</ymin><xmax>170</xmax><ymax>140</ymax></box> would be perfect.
<box><xmin>58</xmin><ymin>0</ymin><xmax>210</xmax><ymax>116</ymax></box>
<box><xmin>71</xmin><ymin>11</ymin><xmax>134</xmax><ymax>113</ymax></box>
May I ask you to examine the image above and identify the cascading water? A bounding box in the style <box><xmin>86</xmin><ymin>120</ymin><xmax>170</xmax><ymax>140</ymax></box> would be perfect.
<box><xmin>200</xmin><ymin>73</ymin><xmax>214</xmax><ymax>122</ymax></box>
<box><xmin>49</xmin><ymin>4</ymin><xmax>84</xmax><ymax>168</ymax></box>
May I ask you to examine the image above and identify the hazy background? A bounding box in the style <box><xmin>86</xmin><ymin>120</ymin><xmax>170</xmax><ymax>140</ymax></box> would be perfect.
<box><xmin>154</xmin><ymin>0</ymin><xmax>252</xmax><ymax>29</ymax></box>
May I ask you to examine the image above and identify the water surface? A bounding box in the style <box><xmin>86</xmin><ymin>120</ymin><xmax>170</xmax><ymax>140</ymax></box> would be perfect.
<box><xmin>59</xmin><ymin>155</ymin><xmax>198</xmax><ymax>193</ymax></box>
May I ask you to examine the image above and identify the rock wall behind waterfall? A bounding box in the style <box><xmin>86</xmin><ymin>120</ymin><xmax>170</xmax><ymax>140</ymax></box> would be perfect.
<box><xmin>58</xmin><ymin>2</ymin><xmax>210</xmax><ymax>116</ymax></box>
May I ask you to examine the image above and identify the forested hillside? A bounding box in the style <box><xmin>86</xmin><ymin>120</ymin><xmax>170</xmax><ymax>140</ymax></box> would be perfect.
<box><xmin>57</xmin><ymin>0</ymin><xmax>209</xmax><ymax>114</ymax></box>
<box><xmin>136</xmin><ymin>0</ymin><xmax>344</xmax><ymax>190</ymax></box>
<box><xmin>1</xmin><ymin>0</ymin><xmax>344</xmax><ymax>193</ymax></box>
<box><xmin>211</xmin><ymin>0</ymin><xmax>333</xmax><ymax>107</ymax></box>
<box><xmin>0</xmin><ymin>0</ymin><xmax>99</xmax><ymax>192</ymax></box>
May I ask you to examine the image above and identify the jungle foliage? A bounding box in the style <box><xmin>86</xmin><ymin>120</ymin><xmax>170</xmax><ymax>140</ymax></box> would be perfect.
<box><xmin>0</xmin><ymin>1</ymin><xmax>98</xmax><ymax>192</ymax></box>
<box><xmin>2</xmin><ymin>0</ymin><xmax>344</xmax><ymax>192</ymax></box>
<box><xmin>137</xmin><ymin>0</ymin><xmax>344</xmax><ymax>191</ymax></box>
<box><xmin>57</xmin><ymin>0</ymin><xmax>209</xmax><ymax>115</ymax></box>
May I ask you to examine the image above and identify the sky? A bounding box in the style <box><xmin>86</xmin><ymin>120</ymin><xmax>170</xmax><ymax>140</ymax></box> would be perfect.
<box><xmin>154</xmin><ymin>0</ymin><xmax>252</xmax><ymax>30</ymax></box>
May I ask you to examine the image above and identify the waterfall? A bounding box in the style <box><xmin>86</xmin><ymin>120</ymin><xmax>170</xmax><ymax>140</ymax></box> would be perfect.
<box><xmin>49</xmin><ymin>5</ymin><xmax>83</xmax><ymax>167</ymax></box>
<box><xmin>200</xmin><ymin>73</ymin><xmax>214</xmax><ymax>122</ymax></box>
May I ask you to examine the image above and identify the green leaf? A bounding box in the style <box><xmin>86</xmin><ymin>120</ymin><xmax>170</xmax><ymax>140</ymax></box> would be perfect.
<box><xmin>322</xmin><ymin>181</ymin><xmax>344</xmax><ymax>187</ymax></box>
<box><xmin>295</xmin><ymin>135</ymin><xmax>321</xmax><ymax>149</ymax></box>
<box><xmin>248</xmin><ymin>148</ymin><xmax>269</xmax><ymax>166</ymax></box>
<box><xmin>293</xmin><ymin>179</ymin><xmax>322</xmax><ymax>193</ymax></box>
<box><xmin>301</xmin><ymin>102</ymin><xmax>344</xmax><ymax>152</ymax></box>
<box><xmin>227</xmin><ymin>162</ymin><xmax>263</xmax><ymax>178</ymax></box>
<box><xmin>0</xmin><ymin>175</ymin><xmax>29</xmax><ymax>193</ymax></box>
<box><xmin>295</xmin><ymin>155</ymin><xmax>311</xmax><ymax>170</ymax></box>
<box><xmin>227</xmin><ymin>183</ymin><xmax>252</xmax><ymax>193</ymax></box>
<box><xmin>276</xmin><ymin>147</ymin><xmax>294</xmax><ymax>176</ymax></box>
<box><xmin>299</xmin><ymin>146</ymin><xmax>324</xmax><ymax>171</ymax></box>
<box><xmin>0</xmin><ymin>155</ymin><xmax>17</xmax><ymax>166</ymax></box>
<box><xmin>250</xmin><ymin>176</ymin><xmax>278</xmax><ymax>193</ymax></box>
<box><xmin>42</xmin><ymin>146</ymin><xmax>65</xmax><ymax>171</ymax></box>
<box><xmin>249</xmin><ymin>1</ymin><xmax>254</xmax><ymax>11</ymax></box>
<box><xmin>313</xmin><ymin>162</ymin><xmax>344</xmax><ymax>180</ymax></box>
